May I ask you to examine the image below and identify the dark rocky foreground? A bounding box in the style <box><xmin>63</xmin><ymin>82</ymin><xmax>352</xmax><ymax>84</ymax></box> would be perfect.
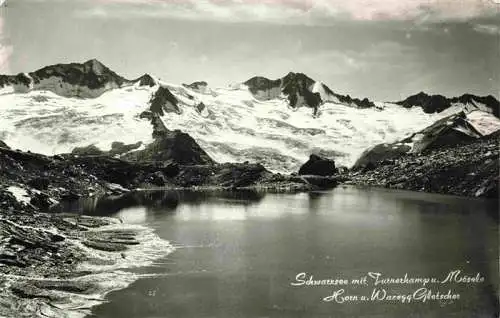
<box><xmin>0</xmin><ymin>145</ymin><xmax>162</xmax><ymax>316</ymax></box>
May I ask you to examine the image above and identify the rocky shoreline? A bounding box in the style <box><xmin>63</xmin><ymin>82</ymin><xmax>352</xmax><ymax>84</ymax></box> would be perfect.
<box><xmin>0</xmin><ymin>137</ymin><xmax>344</xmax><ymax>317</ymax></box>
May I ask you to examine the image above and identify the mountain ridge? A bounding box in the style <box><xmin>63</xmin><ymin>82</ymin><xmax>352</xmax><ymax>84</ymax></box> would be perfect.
<box><xmin>395</xmin><ymin>91</ymin><xmax>500</xmax><ymax>117</ymax></box>
<box><xmin>0</xmin><ymin>59</ymin><xmax>156</xmax><ymax>98</ymax></box>
<box><xmin>2</xmin><ymin>59</ymin><xmax>498</xmax><ymax>118</ymax></box>
<box><xmin>243</xmin><ymin>72</ymin><xmax>375</xmax><ymax>112</ymax></box>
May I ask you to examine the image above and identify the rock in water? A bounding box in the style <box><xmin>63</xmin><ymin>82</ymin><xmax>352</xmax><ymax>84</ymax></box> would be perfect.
<box><xmin>298</xmin><ymin>154</ymin><xmax>337</xmax><ymax>176</ymax></box>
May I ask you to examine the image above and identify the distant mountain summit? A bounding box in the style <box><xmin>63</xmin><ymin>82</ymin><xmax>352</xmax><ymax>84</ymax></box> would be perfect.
<box><xmin>396</xmin><ymin>92</ymin><xmax>500</xmax><ymax>117</ymax></box>
<box><xmin>135</xmin><ymin>73</ymin><xmax>157</xmax><ymax>87</ymax></box>
<box><xmin>243</xmin><ymin>72</ymin><xmax>375</xmax><ymax>111</ymax></box>
<box><xmin>0</xmin><ymin>59</ymin><xmax>155</xmax><ymax>98</ymax></box>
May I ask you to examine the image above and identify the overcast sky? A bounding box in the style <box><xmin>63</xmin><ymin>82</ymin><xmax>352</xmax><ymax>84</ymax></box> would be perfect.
<box><xmin>0</xmin><ymin>0</ymin><xmax>499</xmax><ymax>101</ymax></box>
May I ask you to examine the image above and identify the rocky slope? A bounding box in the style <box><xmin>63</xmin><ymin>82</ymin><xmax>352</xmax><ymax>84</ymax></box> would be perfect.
<box><xmin>349</xmin><ymin>110</ymin><xmax>499</xmax><ymax>198</ymax></box>
<box><xmin>348</xmin><ymin>135</ymin><xmax>499</xmax><ymax>198</ymax></box>
<box><xmin>395</xmin><ymin>91</ymin><xmax>500</xmax><ymax>117</ymax></box>
<box><xmin>0</xmin><ymin>142</ymin><xmax>173</xmax><ymax>317</ymax></box>
<box><xmin>353</xmin><ymin>110</ymin><xmax>500</xmax><ymax>169</ymax></box>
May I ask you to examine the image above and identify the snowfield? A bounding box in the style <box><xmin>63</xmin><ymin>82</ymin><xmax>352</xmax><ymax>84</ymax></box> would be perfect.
<box><xmin>0</xmin><ymin>80</ymin><xmax>483</xmax><ymax>173</ymax></box>
<box><xmin>0</xmin><ymin>83</ymin><xmax>154</xmax><ymax>155</ymax></box>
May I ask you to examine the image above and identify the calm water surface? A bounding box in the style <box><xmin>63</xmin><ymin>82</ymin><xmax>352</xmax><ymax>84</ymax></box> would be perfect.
<box><xmin>80</xmin><ymin>187</ymin><xmax>498</xmax><ymax>318</ymax></box>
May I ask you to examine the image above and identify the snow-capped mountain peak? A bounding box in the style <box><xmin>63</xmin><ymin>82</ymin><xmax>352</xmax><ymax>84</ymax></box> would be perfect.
<box><xmin>0</xmin><ymin>59</ymin><xmax>156</xmax><ymax>98</ymax></box>
<box><xmin>243</xmin><ymin>72</ymin><xmax>376</xmax><ymax>112</ymax></box>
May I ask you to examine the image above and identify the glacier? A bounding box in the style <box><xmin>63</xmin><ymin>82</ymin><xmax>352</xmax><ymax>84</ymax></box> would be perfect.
<box><xmin>0</xmin><ymin>79</ymin><xmax>464</xmax><ymax>173</ymax></box>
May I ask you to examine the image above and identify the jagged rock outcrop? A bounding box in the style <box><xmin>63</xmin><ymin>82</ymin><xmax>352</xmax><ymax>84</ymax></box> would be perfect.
<box><xmin>0</xmin><ymin>73</ymin><xmax>32</xmax><ymax>93</ymax></box>
<box><xmin>149</xmin><ymin>86</ymin><xmax>180</xmax><ymax>115</ymax></box>
<box><xmin>0</xmin><ymin>59</ymin><xmax>147</xmax><ymax>98</ymax></box>
<box><xmin>123</xmin><ymin>130</ymin><xmax>214</xmax><ymax>165</ymax></box>
<box><xmin>298</xmin><ymin>154</ymin><xmax>338</xmax><ymax>176</ymax></box>
<box><xmin>243</xmin><ymin>72</ymin><xmax>375</xmax><ymax>112</ymax></box>
<box><xmin>196</xmin><ymin>102</ymin><xmax>206</xmax><ymax>114</ymax></box>
<box><xmin>396</xmin><ymin>92</ymin><xmax>500</xmax><ymax>117</ymax></box>
<box><xmin>244</xmin><ymin>76</ymin><xmax>283</xmax><ymax>100</ymax></box>
<box><xmin>109</xmin><ymin>141</ymin><xmax>142</xmax><ymax>156</ymax></box>
<box><xmin>135</xmin><ymin>74</ymin><xmax>156</xmax><ymax>87</ymax></box>
<box><xmin>182</xmin><ymin>81</ymin><xmax>208</xmax><ymax>93</ymax></box>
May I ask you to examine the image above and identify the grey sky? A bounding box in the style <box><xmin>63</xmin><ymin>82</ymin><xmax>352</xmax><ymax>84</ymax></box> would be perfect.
<box><xmin>0</xmin><ymin>0</ymin><xmax>499</xmax><ymax>101</ymax></box>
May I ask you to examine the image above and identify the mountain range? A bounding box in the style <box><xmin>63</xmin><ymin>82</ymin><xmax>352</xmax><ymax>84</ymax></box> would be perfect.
<box><xmin>0</xmin><ymin>59</ymin><xmax>499</xmax><ymax>173</ymax></box>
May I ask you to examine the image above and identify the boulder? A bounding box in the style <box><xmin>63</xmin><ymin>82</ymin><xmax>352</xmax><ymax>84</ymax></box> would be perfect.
<box><xmin>298</xmin><ymin>154</ymin><xmax>337</xmax><ymax>176</ymax></box>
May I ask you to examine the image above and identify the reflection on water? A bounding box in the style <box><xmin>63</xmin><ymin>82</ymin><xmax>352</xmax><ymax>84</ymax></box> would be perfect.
<box><xmin>74</xmin><ymin>186</ymin><xmax>499</xmax><ymax>318</ymax></box>
<box><xmin>56</xmin><ymin>189</ymin><xmax>267</xmax><ymax>218</ymax></box>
